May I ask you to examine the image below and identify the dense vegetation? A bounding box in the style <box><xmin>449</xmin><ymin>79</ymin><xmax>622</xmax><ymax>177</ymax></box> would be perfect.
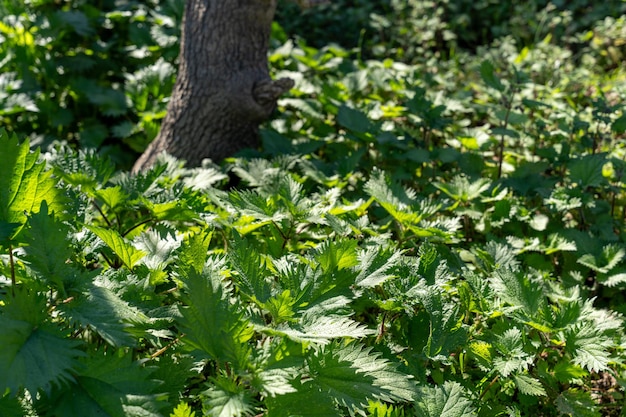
<box><xmin>1</xmin><ymin>0</ymin><xmax>626</xmax><ymax>416</ymax></box>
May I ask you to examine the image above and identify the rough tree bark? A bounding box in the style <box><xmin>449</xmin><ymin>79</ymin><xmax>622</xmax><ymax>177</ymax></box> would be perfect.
<box><xmin>132</xmin><ymin>0</ymin><xmax>327</xmax><ymax>172</ymax></box>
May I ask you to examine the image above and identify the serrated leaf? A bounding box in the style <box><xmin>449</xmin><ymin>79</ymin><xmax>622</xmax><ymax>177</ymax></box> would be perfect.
<box><xmin>565</xmin><ymin>323</ymin><xmax>612</xmax><ymax>372</ymax></box>
<box><xmin>47</xmin><ymin>351</ymin><xmax>167</xmax><ymax>417</ymax></box>
<box><xmin>490</xmin><ymin>269</ymin><xmax>545</xmax><ymax>320</ymax></box>
<box><xmin>553</xmin><ymin>360</ymin><xmax>587</xmax><ymax>383</ymax></box>
<box><xmin>58</xmin><ymin>282</ymin><xmax>147</xmax><ymax>347</ymax></box>
<box><xmin>414</xmin><ymin>381</ymin><xmax>476</xmax><ymax>417</ymax></box>
<box><xmin>419</xmin><ymin>288</ymin><xmax>468</xmax><ymax>360</ymax></box>
<box><xmin>170</xmin><ymin>402</ymin><xmax>196</xmax><ymax>417</ymax></box>
<box><xmin>468</xmin><ymin>342</ymin><xmax>493</xmax><ymax>371</ymax></box>
<box><xmin>87</xmin><ymin>225</ymin><xmax>146</xmax><ymax>269</ymax></box>
<box><xmin>265</xmin><ymin>379</ymin><xmax>341</xmax><ymax>417</ymax></box>
<box><xmin>555</xmin><ymin>389</ymin><xmax>601</xmax><ymax>417</ymax></box>
<box><xmin>479</xmin><ymin>60</ymin><xmax>505</xmax><ymax>92</ymax></box>
<box><xmin>202</xmin><ymin>376</ymin><xmax>257</xmax><ymax>417</ymax></box>
<box><xmin>20</xmin><ymin>201</ymin><xmax>76</xmax><ymax>292</ymax></box>
<box><xmin>354</xmin><ymin>245</ymin><xmax>402</xmax><ymax>288</ymax></box>
<box><xmin>511</xmin><ymin>374</ymin><xmax>545</xmax><ymax>396</ymax></box>
<box><xmin>0</xmin><ymin>394</ymin><xmax>26</xmax><ymax>416</ymax></box>
<box><xmin>568</xmin><ymin>155</ymin><xmax>607</xmax><ymax>188</ymax></box>
<box><xmin>0</xmin><ymin>131</ymin><xmax>62</xmax><ymax>240</ymax></box>
<box><xmin>306</xmin><ymin>342</ymin><xmax>415</xmax><ymax>411</ymax></box>
<box><xmin>0</xmin><ymin>289</ymin><xmax>85</xmax><ymax>396</ymax></box>
<box><xmin>259</xmin><ymin>315</ymin><xmax>374</xmax><ymax>344</ymax></box>
<box><xmin>577</xmin><ymin>243</ymin><xmax>625</xmax><ymax>274</ymax></box>
<box><xmin>0</xmin><ymin>319</ymin><xmax>84</xmax><ymax>396</ymax></box>
<box><xmin>178</xmin><ymin>262</ymin><xmax>252</xmax><ymax>368</ymax></box>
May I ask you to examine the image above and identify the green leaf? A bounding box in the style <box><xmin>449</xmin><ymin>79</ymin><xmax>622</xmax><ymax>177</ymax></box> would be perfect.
<box><xmin>611</xmin><ymin>114</ymin><xmax>626</xmax><ymax>134</ymax></box>
<box><xmin>434</xmin><ymin>175</ymin><xmax>491</xmax><ymax>202</ymax></box>
<box><xmin>47</xmin><ymin>351</ymin><xmax>167</xmax><ymax>417</ymax></box>
<box><xmin>20</xmin><ymin>201</ymin><xmax>77</xmax><ymax>292</ymax></box>
<box><xmin>414</xmin><ymin>381</ymin><xmax>476</xmax><ymax>417</ymax></box>
<box><xmin>313</xmin><ymin>238</ymin><xmax>359</xmax><ymax>272</ymax></box>
<box><xmin>565</xmin><ymin>323</ymin><xmax>612</xmax><ymax>372</ymax></box>
<box><xmin>490</xmin><ymin>269</ymin><xmax>545</xmax><ymax>320</ymax></box>
<box><xmin>419</xmin><ymin>288</ymin><xmax>468</xmax><ymax>360</ymax></box>
<box><xmin>479</xmin><ymin>60</ymin><xmax>505</xmax><ymax>92</ymax></box>
<box><xmin>258</xmin><ymin>314</ymin><xmax>374</xmax><ymax>344</ymax></box>
<box><xmin>354</xmin><ymin>245</ymin><xmax>402</xmax><ymax>288</ymax></box>
<box><xmin>0</xmin><ymin>130</ymin><xmax>62</xmax><ymax>240</ymax></box>
<box><xmin>568</xmin><ymin>155</ymin><xmax>607</xmax><ymax>188</ymax></box>
<box><xmin>0</xmin><ymin>290</ymin><xmax>84</xmax><ymax>396</ymax></box>
<box><xmin>577</xmin><ymin>243</ymin><xmax>625</xmax><ymax>274</ymax></box>
<box><xmin>265</xmin><ymin>379</ymin><xmax>341</xmax><ymax>417</ymax></box>
<box><xmin>306</xmin><ymin>342</ymin><xmax>415</xmax><ymax>412</ymax></box>
<box><xmin>178</xmin><ymin>261</ymin><xmax>252</xmax><ymax>369</ymax></box>
<box><xmin>0</xmin><ymin>394</ymin><xmax>26</xmax><ymax>417</ymax></box>
<box><xmin>555</xmin><ymin>389</ymin><xmax>601</xmax><ymax>417</ymax></box>
<box><xmin>58</xmin><ymin>282</ymin><xmax>147</xmax><ymax>347</ymax></box>
<box><xmin>337</xmin><ymin>104</ymin><xmax>371</xmax><ymax>134</ymax></box>
<box><xmin>87</xmin><ymin>226</ymin><xmax>147</xmax><ymax>269</ymax></box>
<box><xmin>202</xmin><ymin>376</ymin><xmax>257</xmax><ymax>417</ymax></box>
<box><xmin>170</xmin><ymin>402</ymin><xmax>196</xmax><ymax>417</ymax></box>
<box><xmin>511</xmin><ymin>374</ymin><xmax>546</xmax><ymax>396</ymax></box>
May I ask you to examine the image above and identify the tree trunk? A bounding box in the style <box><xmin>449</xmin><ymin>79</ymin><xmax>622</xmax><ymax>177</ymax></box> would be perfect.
<box><xmin>132</xmin><ymin>0</ymin><xmax>294</xmax><ymax>172</ymax></box>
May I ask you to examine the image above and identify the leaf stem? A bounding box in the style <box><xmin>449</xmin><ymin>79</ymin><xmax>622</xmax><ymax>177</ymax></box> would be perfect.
<box><xmin>8</xmin><ymin>242</ymin><xmax>15</xmax><ymax>297</ymax></box>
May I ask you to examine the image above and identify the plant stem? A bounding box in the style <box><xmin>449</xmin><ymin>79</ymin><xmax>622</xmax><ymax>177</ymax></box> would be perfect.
<box><xmin>9</xmin><ymin>242</ymin><xmax>15</xmax><ymax>297</ymax></box>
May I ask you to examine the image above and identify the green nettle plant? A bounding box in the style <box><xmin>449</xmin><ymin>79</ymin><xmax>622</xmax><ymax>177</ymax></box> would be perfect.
<box><xmin>2</xmin><ymin>0</ymin><xmax>626</xmax><ymax>416</ymax></box>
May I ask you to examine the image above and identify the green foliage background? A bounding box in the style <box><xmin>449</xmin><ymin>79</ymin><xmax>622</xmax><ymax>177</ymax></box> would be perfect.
<box><xmin>2</xmin><ymin>0</ymin><xmax>626</xmax><ymax>416</ymax></box>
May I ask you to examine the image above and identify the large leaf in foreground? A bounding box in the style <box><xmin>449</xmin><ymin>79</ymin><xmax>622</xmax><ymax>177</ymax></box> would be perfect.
<box><xmin>0</xmin><ymin>291</ymin><xmax>83</xmax><ymax>396</ymax></box>
<box><xmin>0</xmin><ymin>130</ymin><xmax>62</xmax><ymax>240</ymax></box>
<box><xmin>47</xmin><ymin>351</ymin><xmax>167</xmax><ymax>417</ymax></box>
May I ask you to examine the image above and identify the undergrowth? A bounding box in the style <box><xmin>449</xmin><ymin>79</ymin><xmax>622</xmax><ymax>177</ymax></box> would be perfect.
<box><xmin>2</xmin><ymin>1</ymin><xmax>626</xmax><ymax>416</ymax></box>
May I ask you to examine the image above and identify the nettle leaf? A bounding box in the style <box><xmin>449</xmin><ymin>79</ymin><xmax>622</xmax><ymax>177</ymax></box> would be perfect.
<box><xmin>434</xmin><ymin>175</ymin><xmax>491</xmax><ymax>202</ymax></box>
<box><xmin>479</xmin><ymin>60</ymin><xmax>505</xmax><ymax>92</ymax></box>
<box><xmin>0</xmin><ymin>290</ymin><xmax>84</xmax><ymax>396</ymax></box>
<box><xmin>511</xmin><ymin>374</ymin><xmax>545</xmax><ymax>396</ymax></box>
<box><xmin>202</xmin><ymin>375</ymin><xmax>257</xmax><ymax>417</ymax></box>
<box><xmin>414</xmin><ymin>381</ymin><xmax>476</xmax><ymax>417</ymax></box>
<box><xmin>565</xmin><ymin>323</ymin><xmax>613</xmax><ymax>372</ymax></box>
<box><xmin>313</xmin><ymin>238</ymin><xmax>359</xmax><ymax>272</ymax></box>
<box><xmin>0</xmin><ymin>394</ymin><xmax>26</xmax><ymax>416</ymax></box>
<box><xmin>354</xmin><ymin>245</ymin><xmax>402</xmax><ymax>288</ymax></box>
<box><xmin>265</xmin><ymin>379</ymin><xmax>341</xmax><ymax>417</ymax></box>
<box><xmin>229</xmin><ymin>233</ymin><xmax>273</xmax><ymax>303</ymax></box>
<box><xmin>178</xmin><ymin>262</ymin><xmax>253</xmax><ymax>368</ymax></box>
<box><xmin>0</xmin><ymin>131</ymin><xmax>62</xmax><ymax>240</ymax></box>
<box><xmin>87</xmin><ymin>226</ymin><xmax>147</xmax><ymax>269</ymax></box>
<box><xmin>577</xmin><ymin>243</ymin><xmax>625</xmax><ymax>274</ymax></box>
<box><xmin>50</xmin><ymin>147</ymin><xmax>116</xmax><ymax>191</ymax></box>
<box><xmin>490</xmin><ymin>269</ymin><xmax>545</xmax><ymax>320</ymax></box>
<box><xmin>555</xmin><ymin>389</ymin><xmax>601</xmax><ymax>417</ymax></box>
<box><xmin>47</xmin><ymin>351</ymin><xmax>167</xmax><ymax>417</ymax></box>
<box><xmin>365</xmin><ymin>169</ymin><xmax>438</xmax><ymax>225</ymax></box>
<box><xmin>58</xmin><ymin>282</ymin><xmax>148</xmax><ymax>347</ymax></box>
<box><xmin>306</xmin><ymin>342</ymin><xmax>415</xmax><ymax>411</ymax></box>
<box><xmin>567</xmin><ymin>155</ymin><xmax>608</xmax><ymax>188</ymax></box>
<box><xmin>492</xmin><ymin>327</ymin><xmax>534</xmax><ymax>377</ymax></box>
<box><xmin>418</xmin><ymin>288</ymin><xmax>468</xmax><ymax>360</ymax></box>
<box><xmin>20</xmin><ymin>202</ymin><xmax>77</xmax><ymax>292</ymax></box>
<box><xmin>258</xmin><ymin>314</ymin><xmax>374</xmax><ymax>344</ymax></box>
<box><xmin>337</xmin><ymin>104</ymin><xmax>372</xmax><ymax>134</ymax></box>
<box><xmin>170</xmin><ymin>402</ymin><xmax>196</xmax><ymax>417</ymax></box>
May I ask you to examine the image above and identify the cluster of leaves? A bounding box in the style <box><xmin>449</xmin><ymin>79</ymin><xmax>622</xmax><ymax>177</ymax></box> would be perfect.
<box><xmin>0</xmin><ymin>0</ymin><xmax>182</xmax><ymax>167</ymax></box>
<box><xmin>2</xmin><ymin>1</ymin><xmax>626</xmax><ymax>417</ymax></box>
<box><xmin>277</xmin><ymin>0</ymin><xmax>626</xmax><ymax>63</ymax></box>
